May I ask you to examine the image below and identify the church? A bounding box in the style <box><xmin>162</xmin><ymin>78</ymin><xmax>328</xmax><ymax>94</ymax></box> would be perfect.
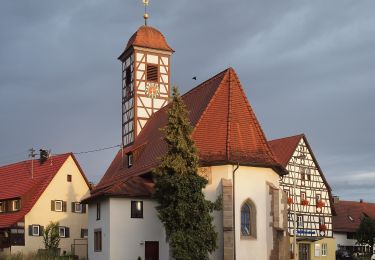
<box><xmin>77</xmin><ymin>0</ymin><xmax>310</xmax><ymax>254</ymax></box>
<box><xmin>83</xmin><ymin>22</ymin><xmax>290</xmax><ymax>260</ymax></box>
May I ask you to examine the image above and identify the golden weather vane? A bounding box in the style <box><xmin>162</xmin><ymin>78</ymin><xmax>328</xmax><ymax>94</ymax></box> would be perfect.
<box><xmin>142</xmin><ymin>0</ymin><xmax>149</xmax><ymax>26</ymax></box>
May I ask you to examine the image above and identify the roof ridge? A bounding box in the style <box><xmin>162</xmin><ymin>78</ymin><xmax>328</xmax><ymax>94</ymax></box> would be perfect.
<box><xmin>229</xmin><ymin>68</ymin><xmax>276</xmax><ymax>160</ymax></box>
<box><xmin>0</xmin><ymin>152</ymin><xmax>72</xmax><ymax>169</ymax></box>
<box><xmin>269</xmin><ymin>133</ymin><xmax>305</xmax><ymax>143</ymax></box>
<box><xmin>192</xmin><ymin>68</ymin><xmax>231</xmax><ymax>137</ymax></box>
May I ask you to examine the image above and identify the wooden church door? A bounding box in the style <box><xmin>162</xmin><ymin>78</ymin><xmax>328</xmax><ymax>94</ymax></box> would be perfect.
<box><xmin>145</xmin><ymin>241</ymin><xmax>159</xmax><ymax>260</ymax></box>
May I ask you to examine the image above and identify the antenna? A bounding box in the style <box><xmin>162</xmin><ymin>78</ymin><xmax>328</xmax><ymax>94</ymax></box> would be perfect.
<box><xmin>142</xmin><ymin>0</ymin><xmax>149</xmax><ymax>26</ymax></box>
<box><xmin>28</xmin><ymin>148</ymin><xmax>36</xmax><ymax>179</ymax></box>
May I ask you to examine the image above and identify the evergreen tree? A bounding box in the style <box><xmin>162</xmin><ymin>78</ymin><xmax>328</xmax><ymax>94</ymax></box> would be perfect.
<box><xmin>357</xmin><ymin>216</ymin><xmax>375</xmax><ymax>254</ymax></box>
<box><xmin>154</xmin><ymin>86</ymin><xmax>221</xmax><ymax>260</ymax></box>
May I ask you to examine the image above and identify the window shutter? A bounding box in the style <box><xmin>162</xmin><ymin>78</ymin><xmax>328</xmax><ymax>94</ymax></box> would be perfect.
<box><xmin>51</xmin><ymin>200</ymin><xmax>55</xmax><ymax>211</ymax></box>
<box><xmin>82</xmin><ymin>204</ymin><xmax>86</xmax><ymax>213</ymax></box>
<box><xmin>65</xmin><ymin>227</ymin><xmax>70</xmax><ymax>238</ymax></box>
<box><xmin>39</xmin><ymin>226</ymin><xmax>44</xmax><ymax>236</ymax></box>
<box><xmin>28</xmin><ymin>225</ymin><xmax>33</xmax><ymax>236</ymax></box>
<box><xmin>62</xmin><ymin>201</ymin><xmax>67</xmax><ymax>212</ymax></box>
<box><xmin>80</xmin><ymin>229</ymin><xmax>84</xmax><ymax>238</ymax></box>
<box><xmin>71</xmin><ymin>202</ymin><xmax>75</xmax><ymax>213</ymax></box>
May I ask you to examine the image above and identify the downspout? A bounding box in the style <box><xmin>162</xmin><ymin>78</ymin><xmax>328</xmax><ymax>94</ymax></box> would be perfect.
<box><xmin>232</xmin><ymin>162</ymin><xmax>239</xmax><ymax>260</ymax></box>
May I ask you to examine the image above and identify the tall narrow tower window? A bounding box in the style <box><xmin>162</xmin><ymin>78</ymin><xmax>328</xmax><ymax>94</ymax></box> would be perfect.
<box><xmin>146</xmin><ymin>64</ymin><xmax>158</xmax><ymax>82</ymax></box>
<box><xmin>126</xmin><ymin>67</ymin><xmax>131</xmax><ymax>86</ymax></box>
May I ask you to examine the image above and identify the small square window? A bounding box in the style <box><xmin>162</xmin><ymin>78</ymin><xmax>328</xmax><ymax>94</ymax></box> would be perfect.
<box><xmin>81</xmin><ymin>228</ymin><xmax>88</xmax><ymax>238</ymax></box>
<box><xmin>94</xmin><ymin>229</ymin><xmax>102</xmax><ymax>252</ymax></box>
<box><xmin>32</xmin><ymin>225</ymin><xmax>40</xmax><ymax>236</ymax></box>
<box><xmin>128</xmin><ymin>153</ymin><xmax>133</xmax><ymax>168</ymax></box>
<box><xmin>59</xmin><ymin>227</ymin><xmax>66</xmax><ymax>238</ymax></box>
<box><xmin>67</xmin><ymin>174</ymin><xmax>72</xmax><ymax>182</ymax></box>
<box><xmin>0</xmin><ymin>201</ymin><xmax>5</xmax><ymax>212</ymax></box>
<box><xmin>297</xmin><ymin>215</ymin><xmax>304</xmax><ymax>227</ymax></box>
<box><xmin>146</xmin><ymin>64</ymin><xmax>158</xmax><ymax>82</ymax></box>
<box><xmin>12</xmin><ymin>200</ymin><xmax>20</xmax><ymax>211</ymax></box>
<box><xmin>75</xmin><ymin>203</ymin><xmax>82</xmax><ymax>213</ymax></box>
<box><xmin>96</xmin><ymin>203</ymin><xmax>101</xmax><ymax>220</ymax></box>
<box><xmin>55</xmin><ymin>200</ymin><xmax>63</xmax><ymax>212</ymax></box>
<box><xmin>131</xmin><ymin>201</ymin><xmax>143</xmax><ymax>218</ymax></box>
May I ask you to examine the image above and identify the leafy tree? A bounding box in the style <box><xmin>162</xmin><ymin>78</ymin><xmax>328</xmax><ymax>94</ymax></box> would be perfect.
<box><xmin>357</xmin><ymin>216</ymin><xmax>375</xmax><ymax>254</ymax></box>
<box><xmin>43</xmin><ymin>221</ymin><xmax>60</xmax><ymax>255</ymax></box>
<box><xmin>153</xmin><ymin>86</ymin><xmax>221</xmax><ymax>260</ymax></box>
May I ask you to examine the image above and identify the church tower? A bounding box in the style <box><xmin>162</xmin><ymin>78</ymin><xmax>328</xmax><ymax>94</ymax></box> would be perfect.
<box><xmin>118</xmin><ymin>17</ymin><xmax>174</xmax><ymax>147</ymax></box>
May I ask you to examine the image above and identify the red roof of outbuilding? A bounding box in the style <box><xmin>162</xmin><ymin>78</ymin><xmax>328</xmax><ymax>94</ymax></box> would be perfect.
<box><xmin>86</xmin><ymin>68</ymin><xmax>287</xmax><ymax>201</ymax></box>
<box><xmin>333</xmin><ymin>200</ymin><xmax>375</xmax><ymax>232</ymax></box>
<box><xmin>0</xmin><ymin>153</ymin><xmax>87</xmax><ymax>228</ymax></box>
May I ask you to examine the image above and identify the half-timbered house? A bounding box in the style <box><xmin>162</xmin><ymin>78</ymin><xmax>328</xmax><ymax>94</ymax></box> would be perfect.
<box><xmin>269</xmin><ymin>134</ymin><xmax>336</xmax><ymax>260</ymax></box>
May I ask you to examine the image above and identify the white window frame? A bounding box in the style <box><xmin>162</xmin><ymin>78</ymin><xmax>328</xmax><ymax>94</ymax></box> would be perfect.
<box><xmin>74</xmin><ymin>202</ymin><xmax>82</xmax><ymax>213</ymax></box>
<box><xmin>322</xmin><ymin>243</ymin><xmax>327</xmax><ymax>256</ymax></box>
<box><xmin>12</xmin><ymin>200</ymin><xmax>20</xmax><ymax>211</ymax></box>
<box><xmin>297</xmin><ymin>215</ymin><xmax>304</xmax><ymax>228</ymax></box>
<box><xmin>55</xmin><ymin>200</ymin><xmax>63</xmax><ymax>212</ymax></box>
<box><xmin>32</xmin><ymin>225</ymin><xmax>40</xmax><ymax>236</ymax></box>
<box><xmin>59</xmin><ymin>226</ymin><xmax>66</xmax><ymax>238</ymax></box>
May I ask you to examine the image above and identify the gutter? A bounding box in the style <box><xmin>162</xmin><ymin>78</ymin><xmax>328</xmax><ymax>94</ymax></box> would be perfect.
<box><xmin>232</xmin><ymin>162</ymin><xmax>239</xmax><ymax>260</ymax></box>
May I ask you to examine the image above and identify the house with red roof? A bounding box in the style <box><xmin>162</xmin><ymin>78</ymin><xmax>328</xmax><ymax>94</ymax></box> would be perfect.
<box><xmin>333</xmin><ymin>198</ymin><xmax>375</xmax><ymax>255</ymax></box>
<box><xmin>83</xmin><ymin>24</ymin><xmax>290</xmax><ymax>260</ymax></box>
<box><xmin>0</xmin><ymin>152</ymin><xmax>90</xmax><ymax>258</ymax></box>
<box><xmin>269</xmin><ymin>134</ymin><xmax>336</xmax><ymax>259</ymax></box>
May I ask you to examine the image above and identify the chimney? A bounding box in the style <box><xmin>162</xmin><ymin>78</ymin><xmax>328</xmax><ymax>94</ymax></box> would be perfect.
<box><xmin>360</xmin><ymin>199</ymin><xmax>364</xmax><ymax>203</ymax></box>
<box><xmin>39</xmin><ymin>149</ymin><xmax>49</xmax><ymax>164</ymax></box>
<box><xmin>333</xmin><ymin>195</ymin><xmax>339</xmax><ymax>204</ymax></box>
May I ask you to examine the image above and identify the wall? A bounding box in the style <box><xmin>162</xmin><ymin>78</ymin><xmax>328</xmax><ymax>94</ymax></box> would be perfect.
<box><xmin>12</xmin><ymin>156</ymin><xmax>90</xmax><ymax>256</ymax></box>
<box><xmin>88</xmin><ymin>198</ymin><xmax>110</xmax><ymax>260</ymax></box>
<box><xmin>203</xmin><ymin>165</ymin><xmax>285</xmax><ymax>260</ymax></box>
<box><xmin>290</xmin><ymin>237</ymin><xmax>336</xmax><ymax>260</ymax></box>
<box><xmin>109</xmin><ymin>198</ymin><xmax>169</xmax><ymax>260</ymax></box>
<box><xmin>334</xmin><ymin>232</ymin><xmax>357</xmax><ymax>249</ymax></box>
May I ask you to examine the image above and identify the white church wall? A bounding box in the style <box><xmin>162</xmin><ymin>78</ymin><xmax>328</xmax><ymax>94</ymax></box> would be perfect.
<box><xmin>88</xmin><ymin>198</ymin><xmax>110</xmax><ymax>260</ymax></box>
<box><xmin>203</xmin><ymin>165</ymin><xmax>281</xmax><ymax>260</ymax></box>
<box><xmin>108</xmin><ymin>198</ymin><xmax>169</xmax><ymax>260</ymax></box>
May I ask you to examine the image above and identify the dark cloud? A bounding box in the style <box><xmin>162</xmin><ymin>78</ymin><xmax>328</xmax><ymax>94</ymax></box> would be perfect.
<box><xmin>0</xmin><ymin>0</ymin><xmax>374</xmax><ymax>201</ymax></box>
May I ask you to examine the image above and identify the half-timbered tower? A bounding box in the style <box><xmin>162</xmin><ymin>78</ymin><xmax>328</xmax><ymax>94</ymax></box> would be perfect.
<box><xmin>118</xmin><ymin>26</ymin><xmax>174</xmax><ymax>147</ymax></box>
<box><xmin>269</xmin><ymin>134</ymin><xmax>336</xmax><ymax>260</ymax></box>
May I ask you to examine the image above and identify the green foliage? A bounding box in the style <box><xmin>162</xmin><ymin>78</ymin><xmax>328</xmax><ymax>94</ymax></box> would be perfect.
<box><xmin>153</xmin><ymin>86</ymin><xmax>221</xmax><ymax>260</ymax></box>
<box><xmin>357</xmin><ymin>216</ymin><xmax>375</xmax><ymax>254</ymax></box>
<box><xmin>42</xmin><ymin>221</ymin><xmax>60</xmax><ymax>254</ymax></box>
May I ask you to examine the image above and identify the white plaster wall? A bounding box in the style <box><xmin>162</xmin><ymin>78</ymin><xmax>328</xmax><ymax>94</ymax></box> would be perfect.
<box><xmin>88</xmin><ymin>198</ymin><xmax>110</xmax><ymax>260</ymax></box>
<box><xmin>109</xmin><ymin>198</ymin><xmax>169</xmax><ymax>260</ymax></box>
<box><xmin>12</xmin><ymin>156</ymin><xmax>90</xmax><ymax>256</ymax></box>
<box><xmin>203</xmin><ymin>165</ymin><xmax>281</xmax><ymax>260</ymax></box>
<box><xmin>334</xmin><ymin>232</ymin><xmax>357</xmax><ymax>249</ymax></box>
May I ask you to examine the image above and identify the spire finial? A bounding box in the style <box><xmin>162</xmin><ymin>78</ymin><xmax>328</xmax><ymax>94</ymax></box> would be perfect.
<box><xmin>142</xmin><ymin>0</ymin><xmax>149</xmax><ymax>26</ymax></box>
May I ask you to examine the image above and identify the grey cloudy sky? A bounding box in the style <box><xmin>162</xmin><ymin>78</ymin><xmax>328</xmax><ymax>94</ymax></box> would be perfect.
<box><xmin>1</xmin><ymin>0</ymin><xmax>374</xmax><ymax>202</ymax></box>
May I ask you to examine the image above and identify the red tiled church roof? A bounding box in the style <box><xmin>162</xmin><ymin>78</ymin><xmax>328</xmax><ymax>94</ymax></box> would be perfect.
<box><xmin>122</xmin><ymin>26</ymin><xmax>173</xmax><ymax>55</ymax></box>
<box><xmin>333</xmin><ymin>200</ymin><xmax>375</xmax><ymax>232</ymax></box>
<box><xmin>0</xmin><ymin>153</ymin><xmax>87</xmax><ymax>228</ymax></box>
<box><xmin>86</xmin><ymin>68</ymin><xmax>287</xmax><ymax>201</ymax></box>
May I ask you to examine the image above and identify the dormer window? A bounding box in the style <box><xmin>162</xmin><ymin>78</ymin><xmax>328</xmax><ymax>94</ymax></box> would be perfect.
<box><xmin>128</xmin><ymin>153</ymin><xmax>133</xmax><ymax>168</ymax></box>
<box><xmin>12</xmin><ymin>199</ymin><xmax>20</xmax><ymax>211</ymax></box>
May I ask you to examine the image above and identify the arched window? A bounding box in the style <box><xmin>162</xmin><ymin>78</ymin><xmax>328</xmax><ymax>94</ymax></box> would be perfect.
<box><xmin>241</xmin><ymin>199</ymin><xmax>256</xmax><ymax>239</ymax></box>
